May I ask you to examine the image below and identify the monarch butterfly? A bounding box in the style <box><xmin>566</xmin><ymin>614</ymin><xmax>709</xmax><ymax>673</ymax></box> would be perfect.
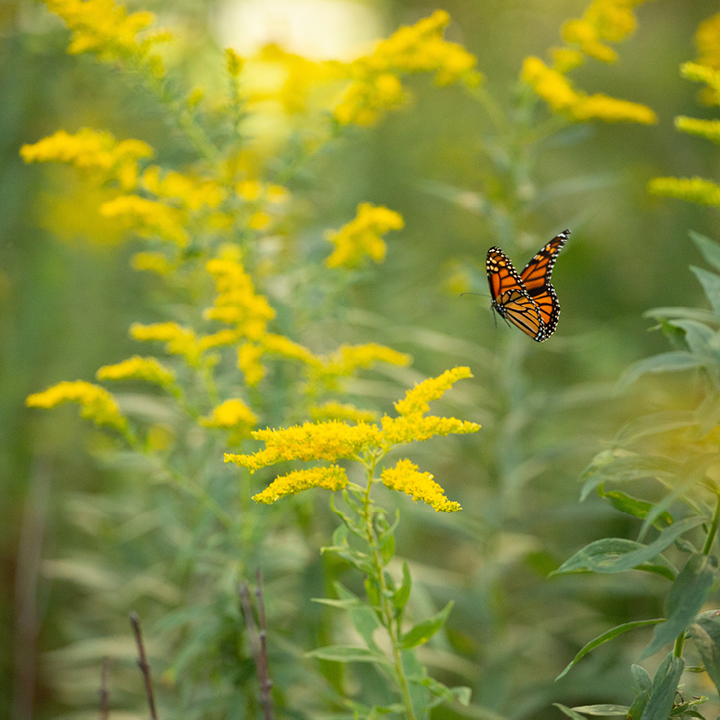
<box><xmin>486</xmin><ymin>230</ymin><xmax>570</xmax><ymax>342</ymax></box>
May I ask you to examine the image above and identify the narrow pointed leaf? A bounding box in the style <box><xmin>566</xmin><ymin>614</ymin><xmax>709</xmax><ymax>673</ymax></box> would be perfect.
<box><xmin>599</xmin><ymin>490</ymin><xmax>673</xmax><ymax>529</ymax></box>
<box><xmin>690</xmin><ymin>609</ymin><xmax>720</xmax><ymax>695</ymax></box>
<box><xmin>690</xmin><ymin>231</ymin><xmax>720</xmax><ymax>273</ymax></box>
<box><xmin>400</xmin><ymin>600</ymin><xmax>454</xmax><ymax>649</ymax></box>
<box><xmin>639</xmin><ymin>654</ymin><xmax>684</xmax><ymax>720</ymax></box>
<box><xmin>555</xmin><ymin>619</ymin><xmax>664</xmax><ymax>680</ymax></box>
<box><xmin>631</xmin><ymin>664</ymin><xmax>652</xmax><ymax>693</ymax></box>
<box><xmin>393</xmin><ymin>561</ymin><xmax>412</xmax><ymax>611</ymax></box>
<box><xmin>691</xmin><ymin>266</ymin><xmax>720</xmax><ymax>317</ymax></box>
<box><xmin>571</xmin><ymin>705</ymin><xmax>630</xmax><ymax>716</ymax></box>
<box><xmin>554</xmin><ymin>704</ymin><xmax>590</xmax><ymax>720</ymax></box>
<box><xmin>334</xmin><ymin>582</ymin><xmax>380</xmax><ymax>649</ymax></box>
<box><xmin>617</xmin><ymin>352</ymin><xmax>705</xmax><ymax>391</ymax></box>
<box><xmin>306</xmin><ymin>645</ymin><xmax>389</xmax><ymax>665</ymax></box>
<box><xmin>642</xmin><ymin>553</ymin><xmax>719</xmax><ymax>659</ymax></box>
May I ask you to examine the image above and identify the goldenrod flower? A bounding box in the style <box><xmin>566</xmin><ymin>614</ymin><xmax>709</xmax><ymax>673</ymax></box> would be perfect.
<box><xmin>381</xmin><ymin>459</ymin><xmax>460</xmax><ymax>512</ymax></box>
<box><xmin>310</xmin><ymin>401</ymin><xmax>378</xmax><ymax>424</ymax></box>
<box><xmin>20</xmin><ymin>128</ymin><xmax>152</xmax><ymax>190</ymax></box>
<box><xmin>43</xmin><ymin>0</ymin><xmax>171</xmax><ymax>76</ymax></box>
<box><xmin>521</xmin><ymin>57</ymin><xmax>578</xmax><ymax>112</ymax></box>
<box><xmin>571</xmin><ymin>94</ymin><xmax>657</xmax><ymax>124</ymax></box>
<box><xmin>381</xmin><ymin>414</ymin><xmax>479</xmax><ymax>445</ymax></box>
<box><xmin>674</xmin><ymin>116</ymin><xmax>720</xmax><ymax>144</ymax></box>
<box><xmin>325</xmin><ymin>203</ymin><xmax>404</xmax><ymax>268</ymax></box>
<box><xmin>236</xmin><ymin>179</ymin><xmax>263</xmax><ymax>201</ymax></box>
<box><xmin>696</xmin><ymin>12</ymin><xmax>720</xmax><ymax>70</ymax></box>
<box><xmin>100</xmin><ymin>195</ymin><xmax>188</xmax><ymax>245</ymax></box>
<box><xmin>225</xmin><ymin>421</ymin><xmax>383</xmax><ymax>472</ymax></box>
<box><xmin>262</xmin><ymin>334</ymin><xmax>316</xmax><ymax>364</ymax></box>
<box><xmin>141</xmin><ymin>166</ymin><xmax>226</xmax><ymax>211</ymax></box>
<box><xmin>252</xmin><ymin>465</ymin><xmax>348</xmax><ymax>504</ymax></box>
<box><xmin>131</xmin><ymin>251</ymin><xmax>175</xmax><ymax>275</ymax></box>
<box><xmin>26</xmin><ymin>380</ymin><xmax>127</xmax><ymax>432</ymax></box>
<box><xmin>648</xmin><ymin>176</ymin><xmax>720</xmax><ymax>206</ymax></box>
<box><xmin>238</xmin><ymin>342</ymin><xmax>265</xmax><ymax>386</ymax></box>
<box><xmin>394</xmin><ymin>366</ymin><xmax>473</xmax><ymax>416</ymax></box>
<box><xmin>204</xmin><ymin>246</ymin><xmax>276</xmax><ymax>339</ymax></box>
<box><xmin>130</xmin><ymin>322</ymin><xmax>202</xmax><ymax>365</ymax></box>
<box><xmin>96</xmin><ymin>355</ymin><xmax>176</xmax><ymax>387</ymax></box>
<box><xmin>561</xmin><ymin>19</ymin><xmax>618</xmax><ymax>63</ymax></box>
<box><xmin>200</xmin><ymin>398</ymin><xmax>257</xmax><ymax>429</ymax></box>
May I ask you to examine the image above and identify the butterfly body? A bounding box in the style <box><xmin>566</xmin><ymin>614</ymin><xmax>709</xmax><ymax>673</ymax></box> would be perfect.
<box><xmin>486</xmin><ymin>230</ymin><xmax>569</xmax><ymax>342</ymax></box>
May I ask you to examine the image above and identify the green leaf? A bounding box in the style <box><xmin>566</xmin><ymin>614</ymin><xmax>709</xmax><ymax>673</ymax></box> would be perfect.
<box><xmin>645</xmin><ymin>307</ymin><xmax>720</xmax><ymax>326</ymax></box>
<box><xmin>553</xmin><ymin>516</ymin><xmax>704</xmax><ymax>576</ymax></box>
<box><xmin>631</xmin><ymin>664</ymin><xmax>652</xmax><ymax>694</ymax></box>
<box><xmin>617</xmin><ymin>352</ymin><xmax>705</xmax><ymax>391</ymax></box>
<box><xmin>690</xmin><ymin>231</ymin><xmax>720</xmax><ymax>273</ymax></box>
<box><xmin>642</xmin><ymin>553</ymin><xmax>720</xmax><ymax>659</ymax></box>
<box><xmin>411</xmin><ymin>675</ymin><xmax>471</xmax><ymax>706</ymax></box>
<box><xmin>613</xmin><ymin>411</ymin><xmax>698</xmax><ymax>445</ymax></box>
<box><xmin>571</xmin><ymin>705</ymin><xmax>630</xmax><ymax>716</ymax></box>
<box><xmin>393</xmin><ymin>561</ymin><xmax>412</xmax><ymax>612</ymax></box>
<box><xmin>691</xmin><ymin>266</ymin><xmax>720</xmax><ymax>317</ymax></box>
<box><xmin>667</xmin><ymin>319</ymin><xmax>720</xmax><ymax>361</ymax></box>
<box><xmin>555</xmin><ymin>619</ymin><xmax>665</xmax><ymax>680</ymax></box>
<box><xmin>334</xmin><ymin>582</ymin><xmax>381</xmax><ymax>649</ymax></box>
<box><xmin>380</xmin><ymin>533</ymin><xmax>395</xmax><ymax>566</ymax></box>
<box><xmin>364</xmin><ymin>578</ymin><xmax>381</xmax><ymax>608</ymax></box>
<box><xmin>554</xmin><ymin>703</ymin><xmax>590</xmax><ymax>720</ymax></box>
<box><xmin>639</xmin><ymin>653</ymin><xmax>684</xmax><ymax>720</ymax></box>
<box><xmin>628</xmin><ymin>693</ymin><xmax>649</xmax><ymax>720</ymax></box>
<box><xmin>400</xmin><ymin>601</ymin><xmax>454</xmax><ymax>649</ymax></box>
<box><xmin>311</xmin><ymin>598</ymin><xmax>364</xmax><ymax>609</ymax></box>
<box><xmin>599</xmin><ymin>490</ymin><xmax>673</xmax><ymax>529</ymax></box>
<box><xmin>332</xmin><ymin>522</ymin><xmax>348</xmax><ymax>547</ymax></box>
<box><xmin>689</xmin><ymin>609</ymin><xmax>720</xmax><ymax>695</ymax></box>
<box><xmin>306</xmin><ymin>645</ymin><xmax>389</xmax><ymax>665</ymax></box>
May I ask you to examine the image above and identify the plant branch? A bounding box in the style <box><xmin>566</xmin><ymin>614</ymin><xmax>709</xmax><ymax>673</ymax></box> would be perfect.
<box><xmin>702</xmin><ymin>491</ymin><xmax>720</xmax><ymax>555</ymax></box>
<box><xmin>130</xmin><ymin>612</ymin><xmax>158</xmax><ymax>720</ymax></box>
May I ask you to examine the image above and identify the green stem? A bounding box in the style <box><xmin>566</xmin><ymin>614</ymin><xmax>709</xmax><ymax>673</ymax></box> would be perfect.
<box><xmin>362</xmin><ymin>457</ymin><xmax>417</xmax><ymax>720</ymax></box>
<box><xmin>702</xmin><ymin>491</ymin><xmax>720</xmax><ymax>556</ymax></box>
<box><xmin>673</xmin><ymin>631</ymin><xmax>685</xmax><ymax>658</ymax></box>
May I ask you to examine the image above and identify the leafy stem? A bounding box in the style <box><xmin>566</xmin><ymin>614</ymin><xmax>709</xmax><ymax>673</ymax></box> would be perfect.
<box><xmin>702</xmin><ymin>490</ymin><xmax>720</xmax><ymax>556</ymax></box>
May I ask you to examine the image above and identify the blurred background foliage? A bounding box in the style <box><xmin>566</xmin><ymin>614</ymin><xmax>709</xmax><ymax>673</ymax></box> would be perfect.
<box><xmin>4</xmin><ymin>0</ymin><xmax>720</xmax><ymax>718</ymax></box>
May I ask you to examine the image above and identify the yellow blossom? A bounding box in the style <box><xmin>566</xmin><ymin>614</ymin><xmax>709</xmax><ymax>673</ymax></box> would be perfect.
<box><xmin>521</xmin><ymin>57</ymin><xmax>578</xmax><ymax>112</ymax></box>
<box><xmin>200</xmin><ymin>399</ymin><xmax>257</xmax><ymax>443</ymax></box>
<box><xmin>570</xmin><ymin>94</ymin><xmax>657</xmax><ymax>124</ymax></box>
<box><xmin>26</xmin><ymin>380</ymin><xmax>127</xmax><ymax>432</ymax></box>
<box><xmin>236</xmin><ymin>179</ymin><xmax>263</xmax><ymax>201</ymax></box>
<box><xmin>238</xmin><ymin>342</ymin><xmax>265</xmax><ymax>386</ymax></box>
<box><xmin>96</xmin><ymin>356</ymin><xmax>176</xmax><ymax>387</ymax></box>
<box><xmin>100</xmin><ymin>195</ymin><xmax>188</xmax><ymax>245</ymax></box>
<box><xmin>394</xmin><ymin>366</ymin><xmax>473</xmax><ymax>416</ymax></box>
<box><xmin>310</xmin><ymin>401</ymin><xmax>378</xmax><ymax>424</ymax></box>
<box><xmin>248</xmin><ymin>211</ymin><xmax>271</xmax><ymax>230</ymax></box>
<box><xmin>131</xmin><ymin>251</ymin><xmax>175</xmax><ymax>275</ymax></box>
<box><xmin>141</xmin><ymin>166</ymin><xmax>225</xmax><ymax>211</ymax></box>
<box><xmin>204</xmin><ymin>246</ymin><xmax>276</xmax><ymax>338</ymax></box>
<box><xmin>647</xmin><ymin>176</ymin><xmax>720</xmax><ymax>206</ymax></box>
<box><xmin>696</xmin><ymin>12</ymin><xmax>720</xmax><ymax>69</ymax></box>
<box><xmin>43</xmin><ymin>0</ymin><xmax>171</xmax><ymax>76</ymax></box>
<box><xmin>381</xmin><ymin>459</ymin><xmax>460</xmax><ymax>512</ymax></box>
<box><xmin>325</xmin><ymin>203</ymin><xmax>404</xmax><ymax>268</ymax></box>
<box><xmin>674</xmin><ymin>116</ymin><xmax>720</xmax><ymax>144</ymax></box>
<box><xmin>225</xmin><ymin>420</ymin><xmax>382</xmax><ymax>472</ymax></box>
<box><xmin>381</xmin><ymin>414</ymin><xmax>480</xmax><ymax>445</ymax></box>
<box><xmin>252</xmin><ymin>465</ymin><xmax>348</xmax><ymax>504</ymax></box>
<box><xmin>551</xmin><ymin>47</ymin><xmax>585</xmax><ymax>73</ymax></box>
<box><xmin>562</xmin><ymin>19</ymin><xmax>618</xmax><ymax>63</ymax></box>
<box><xmin>262</xmin><ymin>334</ymin><xmax>316</xmax><ymax>364</ymax></box>
<box><xmin>20</xmin><ymin>128</ymin><xmax>152</xmax><ymax>190</ymax></box>
<box><xmin>130</xmin><ymin>322</ymin><xmax>202</xmax><ymax>365</ymax></box>
<box><xmin>198</xmin><ymin>329</ymin><xmax>241</xmax><ymax>351</ymax></box>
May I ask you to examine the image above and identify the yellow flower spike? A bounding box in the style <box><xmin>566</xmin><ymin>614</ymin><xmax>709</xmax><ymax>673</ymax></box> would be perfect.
<box><xmin>20</xmin><ymin>128</ymin><xmax>153</xmax><ymax>190</ymax></box>
<box><xmin>394</xmin><ymin>366</ymin><xmax>473</xmax><ymax>416</ymax></box>
<box><xmin>648</xmin><ymin>177</ymin><xmax>720</xmax><ymax>206</ymax></box>
<box><xmin>521</xmin><ymin>57</ymin><xmax>579</xmax><ymax>112</ymax></box>
<box><xmin>571</xmin><ymin>94</ymin><xmax>657</xmax><ymax>124</ymax></box>
<box><xmin>200</xmin><ymin>398</ymin><xmax>258</xmax><ymax>430</ymax></box>
<box><xmin>238</xmin><ymin>342</ymin><xmax>266</xmax><ymax>386</ymax></box>
<box><xmin>381</xmin><ymin>459</ymin><xmax>460</xmax><ymax>512</ymax></box>
<box><xmin>325</xmin><ymin>203</ymin><xmax>404</xmax><ymax>269</ymax></box>
<box><xmin>261</xmin><ymin>334</ymin><xmax>316</xmax><ymax>364</ymax></box>
<box><xmin>130</xmin><ymin>322</ymin><xmax>202</xmax><ymax>365</ymax></box>
<box><xmin>141</xmin><ymin>167</ymin><xmax>226</xmax><ymax>211</ymax></box>
<box><xmin>551</xmin><ymin>47</ymin><xmax>585</xmax><ymax>73</ymax></box>
<box><xmin>236</xmin><ymin>179</ymin><xmax>263</xmax><ymax>201</ymax></box>
<box><xmin>224</xmin><ymin>420</ymin><xmax>383</xmax><ymax>472</ymax></box>
<box><xmin>252</xmin><ymin>465</ymin><xmax>349</xmax><ymax>504</ymax></box>
<box><xmin>695</xmin><ymin>11</ymin><xmax>720</xmax><ymax>70</ymax></box>
<box><xmin>96</xmin><ymin>355</ymin><xmax>176</xmax><ymax>387</ymax></box>
<box><xmin>562</xmin><ymin>19</ymin><xmax>618</xmax><ymax>63</ymax></box>
<box><xmin>310</xmin><ymin>401</ymin><xmax>379</xmax><ymax>424</ymax></box>
<box><xmin>26</xmin><ymin>380</ymin><xmax>127</xmax><ymax>432</ymax></box>
<box><xmin>381</xmin><ymin>414</ymin><xmax>480</xmax><ymax>446</ymax></box>
<box><xmin>100</xmin><ymin>195</ymin><xmax>189</xmax><ymax>245</ymax></box>
<box><xmin>43</xmin><ymin>0</ymin><xmax>171</xmax><ymax>73</ymax></box>
<box><xmin>675</xmin><ymin>116</ymin><xmax>720</xmax><ymax>144</ymax></box>
<box><xmin>248</xmin><ymin>211</ymin><xmax>272</xmax><ymax>230</ymax></box>
<box><xmin>131</xmin><ymin>251</ymin><xmax>175</xmax><ymax>275</ymax></box>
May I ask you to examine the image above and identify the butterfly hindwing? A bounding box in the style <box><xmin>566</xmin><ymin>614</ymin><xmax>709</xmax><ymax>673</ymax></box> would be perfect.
<box><xmin>486</xmin><ymin>230</ymin><xmax>569</xmax><ymax>342</ymax></box>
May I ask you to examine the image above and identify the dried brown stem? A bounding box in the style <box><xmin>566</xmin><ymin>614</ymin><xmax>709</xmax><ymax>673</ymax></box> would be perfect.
<box><xmin>239</xmin><ymin>570</ymin><xmax>274</xmax><ymax>720</ymax></box>
<box><xmin>129</xmin><ymin>612</ymin><xmax>158</xmax><ymax>720</ymax></box>
<box><xmin>100</xmin><ymin>656</ymin><xmax>111</xmax><ymax>720</ymax></box>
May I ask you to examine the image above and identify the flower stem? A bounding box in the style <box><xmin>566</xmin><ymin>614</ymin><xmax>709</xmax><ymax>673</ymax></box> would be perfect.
<box><xmin>702</xmin><ymin>491</ymin><xmax>720</xmax><ymax>556</ymax></box>
<box><xmin>362</xmin><ymin>458</ymin><xmax>417</xmax><ymax>720</ymax></box>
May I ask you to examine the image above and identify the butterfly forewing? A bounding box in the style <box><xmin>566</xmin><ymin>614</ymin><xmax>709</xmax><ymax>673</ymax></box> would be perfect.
<box><xmin>486</xmin><ymin>230</ymin><xmax>569</xmax><ymax>342</ymax></box>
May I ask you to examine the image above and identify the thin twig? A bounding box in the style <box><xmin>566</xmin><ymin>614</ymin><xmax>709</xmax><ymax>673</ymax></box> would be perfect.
<box><xmin>99</xmin><ymin>657</ymin><xmax>111</xmax><ymax>720</ymax></box>
<box><xmin>239</xmin><ymin>571</ymin><xmax>274</xmax><ymax>720</ymax></box>
<box><xmin>129</xmin><ymin>612</ymin><xmax>158</xmax><ymax>720</ymax></box>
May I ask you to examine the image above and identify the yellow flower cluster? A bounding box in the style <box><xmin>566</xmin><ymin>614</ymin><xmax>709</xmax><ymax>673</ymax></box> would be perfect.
<box><xmin>647</xmin><ymin>177</ymin><xmax>720</xmax><ymax>206</ymax></box>
<box><xmin>204</xmin><ymin>246</ymin><xmax>276</xmax><ymax>339</ymax></box>
<box><xmin>310</xmin><ymin>401</ymin><xmax>378</xmax><ymax>424</ymax></box>
<box><xmin>226</xmin><ymin>367</ymin><xmax>479</xmax><ymax>510</ymax></box>
<box><xmin>96</xmin><ymin>355</ymin><xmax>176</xmax><ymax>387</ymax></box>
<box><xmin>381</xmin><ymin>459</ymin><xmax>460</xmax><ymax>512</ymax></box>
<box><xmin>26</xmin><ymin>380</ymin><xmax>127</xmax><ymax>432</ymax></box>
<box><xmin>674</xmin><ymin>116</ymin><xmax>720</xmax><ymax>144</ymax></box>
<box><xmin>696</xmin><ymin>12</ymin><xmax>720</xmax><ymax>69</ymax></box>
<box><xmin>200</xmin><ymin>398</ymin><xmax>257</xmax><ymax>429</ymax></box>
<box><xmin>20</xmin><ymin>128</ymin><xmax>152</xmax><ymax>191</ymax></box>
<box><xmin>100</xmin><ymin>195</ymin><xmax>188</xmax><ymax>245</ymax></box>
<box><xmin>43</xmin><ymin>0</ymin><xmax>171</xmax><ymax>76</ymax></box>
<box><xmin>521</xmin><ymin>0</ymin><xmax>657</xmax><ymax>124</ymax></box>
<box><xmin>142</xmin><ymin>167</ymin><xmax>226</xmax><ymax>211</ymax></box>
<box><xmin>325</xmin><ymin>203</ymin><xmax>404</xmax><ymax>268</ymax></box>
<box><xmin>130</xmin><ymin>322</ymin><xmax>203</xmax><ymax>366</ymax></box>
<box><xmin>334</xmin><ymin>10</ymin><xmax>482</xmax><ymax>126</ymax></box>
<box><xmin>253</xmin><ymin>466</ymin><xmax>348</xmax><ymax>504</ymax></box>
<box><xmin>131</xmin><ymin>251</ymin><xmax>176</xmax><ymax>275</ymax></box>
